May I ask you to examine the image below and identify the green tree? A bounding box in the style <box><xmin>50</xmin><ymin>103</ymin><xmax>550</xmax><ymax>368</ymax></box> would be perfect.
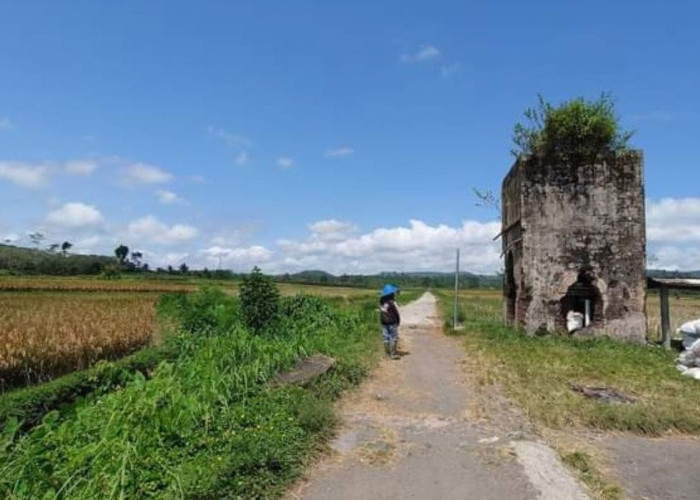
<box><xmin>130</xmin><ymin>251</ymin><xmax>143</xmax><ymax>269</ymax></box>
<box><xmin>179</xmin><ymin>262</ymin><xmax>189</xmax><ymax>274</ymax></box>
<box><xmin>61</xmin><ymin>241</ymin><xmax>72</xmax><ymax>255</ymax></box>
<box><xmin>115</xmin><ymin>245</ymin><xmax>129</xmax><ymax>265</ymax></box>
<box><xmin>239</xmin><ymin>266</ymin><xmax>280</xmax><ymax>334</ymax></box>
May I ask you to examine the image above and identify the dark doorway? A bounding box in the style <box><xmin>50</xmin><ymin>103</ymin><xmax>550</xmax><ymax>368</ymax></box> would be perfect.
<box><xmin>560</xmin><ymin>271</ymin><xmax>601</xmax><ymax>330</ymax></box>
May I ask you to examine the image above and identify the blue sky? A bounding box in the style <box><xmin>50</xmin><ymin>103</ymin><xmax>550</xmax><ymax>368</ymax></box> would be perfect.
<box><xmin>1</xmin><ymin>0</ymin><xmax>699</xmax><ymax>273</ymax></box>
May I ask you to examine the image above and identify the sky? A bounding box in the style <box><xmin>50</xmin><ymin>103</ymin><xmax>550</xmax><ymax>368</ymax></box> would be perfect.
<box><xmin>1</xmin><ymin>0</ymin><xmax>699</xmax><ymax>274</ymax></box>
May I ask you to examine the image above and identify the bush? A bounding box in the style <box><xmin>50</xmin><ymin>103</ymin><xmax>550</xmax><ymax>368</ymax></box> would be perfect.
<box><xmin>239</xmin><ymin>267</ymin><xmax>280</xmax><ymax>334</ymax></box>
<box><xmin>512</xmin><ymin>93</ymin><xmax>633</xmax><ymax>163</ymax></box>
<box><xmin>160</xmin><ymin>287</ymin><xmax>238</xmax><ymax>335</ymax></box>
<box><xmin>281</xmin><ymin>295</ymin><xmax>332</xmax><ymax>321</ymax></box>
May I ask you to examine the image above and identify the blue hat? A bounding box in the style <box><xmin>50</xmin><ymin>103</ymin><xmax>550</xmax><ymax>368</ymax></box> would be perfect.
<box><xmin>381</xmin><ymin>284</ymin><xmax>398</xmax><ymax>297</ymax></box>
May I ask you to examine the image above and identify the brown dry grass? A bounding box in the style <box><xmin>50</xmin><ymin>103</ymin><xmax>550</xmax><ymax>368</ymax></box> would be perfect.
<box><xmin>0</xmin><ymin>292</ymin><xmax>159</xmax><ymax>388</ymax></box>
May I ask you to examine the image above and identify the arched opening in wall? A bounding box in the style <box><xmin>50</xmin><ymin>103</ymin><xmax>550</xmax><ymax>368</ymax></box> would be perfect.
<box><xmin>559</xmin><ymin>271</ymin><xmax>602</xmax><ymax>332</ymax></box>
<box><xmin>505</xmin><ymin>251</ymin><xmax>516</xmax><ymax>325</ymax></box>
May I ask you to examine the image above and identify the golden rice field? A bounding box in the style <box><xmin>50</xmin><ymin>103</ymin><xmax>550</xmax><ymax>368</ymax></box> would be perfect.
<box><xmin>0</xmin><ymin>292</ymin><xmax>160</xmax><ymax>390</ymax></box>
<box><xmin>0</xmin><ymin>276</ymin><xmax>201</xmax><ymax>293</ymax></box>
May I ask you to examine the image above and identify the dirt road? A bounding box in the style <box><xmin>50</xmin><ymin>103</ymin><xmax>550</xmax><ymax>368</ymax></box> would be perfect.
<box><xmin>289</xmin><ymin>292</ymin><xmax>589</xmax><ymax>500</ymax></box>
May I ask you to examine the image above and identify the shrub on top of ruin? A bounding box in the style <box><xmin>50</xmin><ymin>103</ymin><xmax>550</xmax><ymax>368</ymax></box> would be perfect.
<box><xmin>511</xmin><ymin>93</ymin><xmax>634</xmax><ymax>163</ymax></box>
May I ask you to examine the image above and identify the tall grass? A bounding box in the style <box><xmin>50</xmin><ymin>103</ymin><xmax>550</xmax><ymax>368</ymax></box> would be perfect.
<box><xmin>0</xmin><ymin>288</ymin><xmax>380</xmax><ymax>498</ymax></box>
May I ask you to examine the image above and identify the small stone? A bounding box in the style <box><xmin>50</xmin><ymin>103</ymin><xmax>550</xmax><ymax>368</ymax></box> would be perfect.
<box><xmin>478</xmin><ymin>436</ymin><xmax>500</xmax><ymax>444</ymax></box>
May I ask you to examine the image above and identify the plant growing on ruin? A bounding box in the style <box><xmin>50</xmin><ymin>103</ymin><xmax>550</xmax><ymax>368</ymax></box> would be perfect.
<box><xmin>511</xmin><ymin>93</ymin><xmax>634</xmax><ymax>162</ymax></box>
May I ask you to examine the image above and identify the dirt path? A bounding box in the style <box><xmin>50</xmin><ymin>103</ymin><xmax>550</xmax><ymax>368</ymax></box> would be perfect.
<box><xmin>288</xmin><ymin>292</ymin><xmax>589</xmax><ymax>500</ymax></box>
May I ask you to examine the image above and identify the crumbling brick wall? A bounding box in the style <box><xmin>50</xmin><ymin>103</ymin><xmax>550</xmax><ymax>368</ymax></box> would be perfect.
<box><xmin>501</xmin><ymin>151</ymin><xmax>647</xmax><ymax>342</ymax></box>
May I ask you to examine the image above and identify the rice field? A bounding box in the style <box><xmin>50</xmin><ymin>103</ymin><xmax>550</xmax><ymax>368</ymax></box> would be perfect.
<box><xmin>0</xmin><ymin>276</ymin><xmax>383</xmax><ymax>391</ymax></box>
<box><xmin>0</xmin><ymin>276</ymin><xmax>205</xmax><ymax>293</ymax></box>
<box><xmin>0</xmin><ymin>292</ymin><xmax>160</xmax><ymax>389</ymax></box>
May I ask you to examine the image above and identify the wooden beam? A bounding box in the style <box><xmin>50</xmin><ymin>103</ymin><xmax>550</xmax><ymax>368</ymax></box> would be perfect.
<box><xmin>660</xmin><ymin>287</ymin><xmax>671</xmax><ymax>350</ymax></box>
<box><xmin>493</xmin><ymin>218</ymin><xmax>521</xmax><ymax>241</ymax></box>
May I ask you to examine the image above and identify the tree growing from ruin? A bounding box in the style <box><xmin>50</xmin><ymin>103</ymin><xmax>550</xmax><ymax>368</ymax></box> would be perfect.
<box><xmin>511</xmin><ymin>93</ymin><xmax>634</xmax><ymax>163</ymax></box>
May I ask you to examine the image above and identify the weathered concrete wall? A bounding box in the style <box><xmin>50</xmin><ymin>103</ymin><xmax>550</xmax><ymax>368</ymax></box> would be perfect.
<box><xmin>502</xmin><ymin>152</ymin><xmax>647</xmax><ymax>342</ymax></box>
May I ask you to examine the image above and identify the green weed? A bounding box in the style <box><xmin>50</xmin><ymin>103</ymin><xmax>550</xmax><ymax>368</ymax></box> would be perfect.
<box><xmin>0</xmin><ymin>286</ymin><xmax>381</xmax><ymax>498</ymax></box>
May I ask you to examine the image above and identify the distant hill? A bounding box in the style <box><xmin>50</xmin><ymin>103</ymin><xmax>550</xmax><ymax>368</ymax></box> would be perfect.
<box><xmin>3</xmin><ymin>241</ymin><xmax>698</xmax><ymax>284</ymax></box>
<box><xmin>276</xmin><ymin>269</ymin><xmax>502</xmax><ymax>289</ymax></box>
<box><xmin>0</xmin><ymin>244</ymin><xmax>113</xmax><ymax>276</ymax></box>
<box><xmin>647</xmin><ymin>269</ymin><xmax>700</xmax><ymax>279</ymax></box>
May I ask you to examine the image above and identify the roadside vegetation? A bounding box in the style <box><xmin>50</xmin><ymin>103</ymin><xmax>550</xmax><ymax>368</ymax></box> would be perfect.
<box><xmin>438</xmin><ymin>289</ymin><xmax>700</xmax><ymax>435</ymax></box>
<box><xmin>0</xmin><ymin>275</ymin><xmax>390</xmax><ymax>498</ymax></box>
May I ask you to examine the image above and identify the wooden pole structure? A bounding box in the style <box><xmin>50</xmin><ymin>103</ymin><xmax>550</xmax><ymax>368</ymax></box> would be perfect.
<box><xmin>659</xmin><ymin>287</ymin><xmax>671</xmax><ymax>350</ymax></box>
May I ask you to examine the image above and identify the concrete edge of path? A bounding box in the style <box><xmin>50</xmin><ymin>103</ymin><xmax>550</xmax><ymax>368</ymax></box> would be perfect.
<box><xmin>512</xmin><ymin>440</ymin><xmax>590</xmax><ymax>500</ymax></box>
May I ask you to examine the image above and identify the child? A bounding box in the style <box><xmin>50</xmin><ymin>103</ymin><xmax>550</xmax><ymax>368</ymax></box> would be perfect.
<box><xmin>379</xmin><ymin>284</ymin><xmax>401</xmax><ymax>359</ymax></box>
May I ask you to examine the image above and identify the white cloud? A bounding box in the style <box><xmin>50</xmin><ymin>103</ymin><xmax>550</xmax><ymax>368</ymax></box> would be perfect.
<box><xmin>649</xmin><ymin>246</ymin><xmax>700</xmax><ymax>271</ymax></box>
<box><xmin>0</xmin><ymin>161</ymin><xmax>50</xmax><ymax>188</ymax></box>
<box><xmin>71</xmin><ymin>235</ymin><xmax>102</xmax><ymax>254</ymax></box>
<box><xmin>64</xmin><ymin>160</ymin><xmax>98</xmax><ymax>176</ymax></box>
<box><xmin>161</xmin><ymin>252</ymin><xmax>190</xmax><ymax>266</ymax></box>
<box><xmin>126</xmin><ymin>216</ymin><xmax>198</xmax><ymax>244</ymax></box>
<box><xmin>400</xmin><ymin>45</ymin><xmax>441</xmax><ymax>64</ymax></box>
<box><xmin>208</xmin><ymin>127</ymin><xmax>252</xmax><ymax>149</ymax></box>
<box><xmin>234</xmin><ymin>151</ymin><xmax>250</xmax><ymax>166</ymax></box>
<box><xmin>441</xmin><ymin>63</ymin><xmax>461</xmax><ymax>79</ymax></box>
<box><xmin>1</xmin><ymin>233</ymin><xmax>19</xmax><ymax>243</ymax></box>
<box><xmin>647</xmin><ymin>198</ymin><xmax>700</xmax><ymax>243</ymax></box>
<box><xmin>309</xmin><ymin>219</ymin><xmax>358</xmax><ymax>241</ymax></box>
<box><xmin>46</xmin><ymin>202</ymin><xmax>104</xmax><ymax>229</ymax></box>
<box><xmin>201</xmin><ymin>245</ymin><xmax>273</xmax><ymax>269</ymax></box>
<box><xmin>122</xmin><ymin>163</ymin><xmax>172</xmax><ymax>184</ymax></box>
<box><xmin>276</xmin><ymin>219</ymin><xmax>501</xmax><ymax>275</ymax></box>
<box><xmin>325</xmin><ymin>147</ymin><xmax>354</xmax><ymax>158</ymax></box>
<box><xmin>0</xmin><ymin>118</ymin><xmax>14</xmax><ymax>130</ymax></box>
<box><xmin>276</xmin><ymin>157</ymin><xmax>294</xmax><ymax>169</ymax></box>
<box><xmin>189</xmin><ymin>174</ymin><xmax>206</xmax><ymax>184</ymax></box>
<box><xmin>155</xmin><ymin>189</ymin><xmax>184</xmax><ymax>205</ymax></box>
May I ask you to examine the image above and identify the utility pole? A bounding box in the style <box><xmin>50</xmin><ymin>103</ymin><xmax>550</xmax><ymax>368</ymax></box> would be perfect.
<box><xmin>454</xmin><ymin>247</ymin><xmax>460</xmax><ymax>329</ymax></box>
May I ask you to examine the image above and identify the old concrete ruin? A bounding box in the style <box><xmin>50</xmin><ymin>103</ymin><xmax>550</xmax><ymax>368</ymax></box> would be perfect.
<box><xmin>501</xmin><ymin>151</ymin><xmax>647</xmax><ymax>342</ymax></box>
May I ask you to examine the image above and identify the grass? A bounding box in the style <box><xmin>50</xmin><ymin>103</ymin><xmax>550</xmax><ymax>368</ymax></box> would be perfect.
<box><xmin>435</xmin><ymin>289</ymin><xmax>700</xmax><ymax>435</ymax></box>
<box><xmin>0</xmin><ymin>287</ymin><xmax>385</xmax><ymax>498</ymax></box>
<box><xmin>560</xmin><ymin>450</ymin><xmax>623</xmax><ymax>500</ymax></box>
